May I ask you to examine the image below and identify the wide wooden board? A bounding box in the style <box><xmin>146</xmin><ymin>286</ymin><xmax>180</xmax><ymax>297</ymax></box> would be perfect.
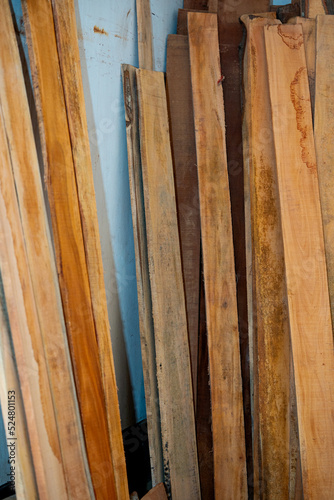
<box><xmin>122</xmin><ymin>63</ymin><xmax>163</xmax><ymax>487</ymax></box>
<box><xmin>166</xmin><ymin>34</ymin><xmax>201</xmax><ymax>406</ymax></box>
<box><xmin>23</xmin><ymin>0</ymin><xmax>116</xmax><ymax>497</ymax></box>
<box><xmin>188</xmin><ymin>12</ymin><xmax>247</xmax><ymax>499</ymax></box>
<box><xmin>314</xmin><ymin>15</ymin><xmax>334</xmax><ymax>338</ymax></box>
<box><xmin>265</xmin><ymin>23</ymin><xmax>334</xmax><ymax>499</ymax></box>
<box><xmin>242</xmin><ymin>15</ymin><xmax>292</xmax><ymax>500</ymax></box>
<box><xmin>51</xmin><ymin>1</ymin><xmax>128</xmax><ymax>497</ymax></box>
<box><xmin>137</xmin><ymin>68</ymin><xmax>200</xmax><ymax>500</ymax></box>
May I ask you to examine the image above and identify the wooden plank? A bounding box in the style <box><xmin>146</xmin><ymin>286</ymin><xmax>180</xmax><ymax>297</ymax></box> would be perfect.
<box><xmin>242</xmin><ymin>15</ymin><xmax>292</xmax><ymax>500</ymax></box>
<box><xmin>188</xmin><ymin>12</ymin><xmax>247</xmax><ymax>500</ymax></box>
<box><xmin>22</xmin><ymin>1</ymin><xmax>117</xmax><ymax>498</ymax></box>
<box><xmin>142</xmin><ymin>483</ymin><xmax>167</xmax><ymax>499</ymax></box>
<box><xmin>165</xmin><ymin>35</ymin><xmax>201</xmax><ymax>407</ymax></box>
<box><xmin>137</xmin><ymin>0</ymin><xmax>154</xmax><ymax>70</ymax></box>
<box><xmin>51</xmin><ymin>2</ymin><xmax>128</xmax><ymax>497</ymax></box>
<box><xmin>0</xmin><ymin>1</ymin><xmax>96</xmax><ymax>497</ymax></box>
<box><xmin>0</xmin><ymin>106</ymin><xmax>66</xmax><ymax>499</ymax></box>
<box><xmin>265</xmin><ymin>23</ymin><xmax>334</xmax><ymax>499</ymax></box>
<box><xmin>216</xmin><ymin>4</ymin><xmax>270</xmax><ymax>489</ymax></box>
<box><xmin>0</xmin><ymin>277</ymin><xmax>38</xmax><ymax>500</ymax></box>
<box><xmin>122</xmin><ymin>63</ymin><xmax>164</xmax><ymax>487</ymax></box>
<box><xmin>314</xmin><ymin>15</ymin><xmax>334</xmax><ymax>341</ymax></box>
<box><xmin>288</xmin><ymin>17</ymin><xmax>316</xmax><ymax>117</ymax></box>
<box><xmin>136</xmin><ymin>68</ymin><xmax>200</xmax><ymax>500</ymax></box>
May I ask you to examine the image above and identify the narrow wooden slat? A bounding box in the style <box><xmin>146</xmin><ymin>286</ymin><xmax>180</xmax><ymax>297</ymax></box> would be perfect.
<box><xmin>136</xmin><ymin>68</ymin><xmax>200</xmax><ymax>500</ymax></box>
<box><xmin>122</xmin><ymin>63</ymin><xmax>164</xmax><ymax>487</ymax></box>
<box><xmin>188</xmin><ymin>12</ymin><xmax>247</xmax><ymax>500</ymax></box>
<box><xmin>288</xmin><ymin>17</ymin><xmax>316</xmax><ymax>116</ymax></box>
<box><xmin>137</xmin><ymin>0</ymin><xmax>154</xmax><ymax>70</ymax></box>
<box><xmin>265</xmin><ymin>23</ymin><xmax>334</xmax><ymax>498</ymax></box>
<box><xmin>0</xmin><ymin>277</ymin><xmax>38</xmax><ymax>500</ymax></box>
<box><xmin>314</xmin><ymin>15</ymin><xmax>334</xmax><ymax>338</ymax></box>
<box><xmin>22</xmin><ymin>1</ymin><xmax>117</xmax><ymax>497</ymax></box>
<box><xmin>166</xmin><ymin>34</ymin><xmax>201</xmax><ymax>407</ymax></box>
<box><xmin>51</xmin><ymin>2</ymin><xmax>128</xmax><ymax>497</ymax></box>
<box><xmin>196</xmin><ymin>272</ymin><xmax>214</xmax><ymax>500</ymax></box>
<box><xmin>142</xmin><ymin>483</ymin><xmax>168</xmax><ymax>499</ymax></box>
<box><xmin>217</xmin><ymin>4</ymin><xmax>270</xmax><ymax>489</ymax></box>
<box><xmin>242</xmin><ymin>15</ymin><xmax>292</xmax><ymax>499</ymax></box>
<box><xmin>0</xmin><ymin>107</ymin><xmax>66</xmax><ymax>499</ymax></box>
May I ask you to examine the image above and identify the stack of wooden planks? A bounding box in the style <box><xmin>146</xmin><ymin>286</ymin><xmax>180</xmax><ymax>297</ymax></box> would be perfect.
<box><xmin>122</xmin><ymin>0</ymin><xmax>334</xmax><ymax>499</ymax></box>
<box><xmin>0</xmin><ymin>0</ymin><xmax>127</xmax><ymax>498</ymax></box>
<box><xmin>2</xmin><ymin>0</ymin><xmax>334</xmax><ymax>498</ymax></box>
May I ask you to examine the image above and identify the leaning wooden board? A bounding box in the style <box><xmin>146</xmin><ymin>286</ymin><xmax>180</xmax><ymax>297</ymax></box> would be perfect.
<box><xmin>0</xmin><ymin>106</ymin><xmax>66</xmax><ymax>499</ymax></box>
<box><xmin>314</xmin><ymin>15</ymin><xmax>334</xmax><ymax>339</ymax></box>
<box><xmin>0</xmin><ymin>2</ymin><xmax>95</xmax><ymax>497</ymax></box>
<box><xmin>165</xmin><ymin>34</ymin><xmax>201</xmax><ymax>406</ymax></box>
<box><xmin>122</xmin><ymin>63</ymin><xmax>164</xmax><ymax>487</ymax></box>
<box><xmin>265</xmin><ymin>23</ymin><xmax>334</xmax><ymax>498</ymax></box>
<box><xmin>188</xmin><ymin>12</ymin><xmax>247</xmax><ymax>499</ymax></box>
<box><xmin>22</xmin><ymin>0</ymin><xmax>116</xmax><ymax>497</ymax></box>
<box><xmin>136</xmin><ymin>68</ymin><xmax>200</xmax><ymax>499</ymax></box>
<box><xmin>242</xmin><ymin>15</ymin><xmax>291</xmax><ymax>500</ymax></box>
<box><xmin>51</xmin><ymin>1</ymin><xmax>128</xmax><ymax>497</ymax></box>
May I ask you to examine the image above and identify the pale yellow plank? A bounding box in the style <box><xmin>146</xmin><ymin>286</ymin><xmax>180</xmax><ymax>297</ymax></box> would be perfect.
<box><xmin>137</xmin><ymin>68</ymin><xmax>200</xmax><ymax>499</ymax></box>
<box><xmin>265</xmin><ymin>23</ymin><xmax>334</xmax><ymax>499</ymax></box>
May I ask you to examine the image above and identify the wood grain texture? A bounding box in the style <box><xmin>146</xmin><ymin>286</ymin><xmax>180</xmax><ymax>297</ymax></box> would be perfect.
<box><xmin>137</xmin><ymin>68</ymin><xmax>200</xmax><ymax>500</ymax></box>
<box><xmin>137</xmin><ymin>0</ymin><xmax>154</xmax><ymax>70</ymax></box>
<box><xmin>0</xmin><ymin>2</ymin><xmax>94</xmax><ymax>497</ymax></box>
<box><xmin>188</xmin><ymin>12</ymin><xmax>247</xmax><ymax>500</ymax></box>
<box><xmin>22</xmin><ymin>0</ymin><xmax>117</xmax><ymax>497</ymax></box>
<box><xmin>0</xmin><ymin>276</ymin><xmax>38</xmax><ymax>500</ymax></box>
<box><xmin>314</xmin><ymin>15</ymin><xmax>334</xmax><ymax>341</ymax></box>
<box><xmin>265</xmin><ymin>23</ymin><xmax>334</xmax><ymax>499</ymax></box>
<box><xmin>51</xmin><ymin>2</ymin><xmax>128</xmax><ymax>497</ymax></box>
<box><xmin>122</xmin><ymin>64</ymin><xmax>163</xmax><ymax>487</ymax></box>
<box><xmin>217</xmin><ymin>3</ymin><xmax>270</xmax><ymax>489</ymax></box>
<box><xmin>288</xmin><ymin>17</ymin><xmax>316</xmax><ymax>117</ymax></box>
<box><xmin>0</xmin><ymin>107</ymin><xmax>66</xmax><ymax>499</ymax></box>
<box><xmin>242</xmin><ymin>15</ymin><xmax>292</xmax><ymax>500</ymax></box>
<box><xmin>142</xmin><ymin>483</ymin><xmax>167</xmax><ymax>500</ymax></box>
<box><xmin>196</xmin><ymin>271</ymin><xmax>214</xmax><ymax>500</ymax></box>
<box><xmin>166</xmin><ymin>35</ymin><xmax>201</xmax><ymax>407</ymax></box>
